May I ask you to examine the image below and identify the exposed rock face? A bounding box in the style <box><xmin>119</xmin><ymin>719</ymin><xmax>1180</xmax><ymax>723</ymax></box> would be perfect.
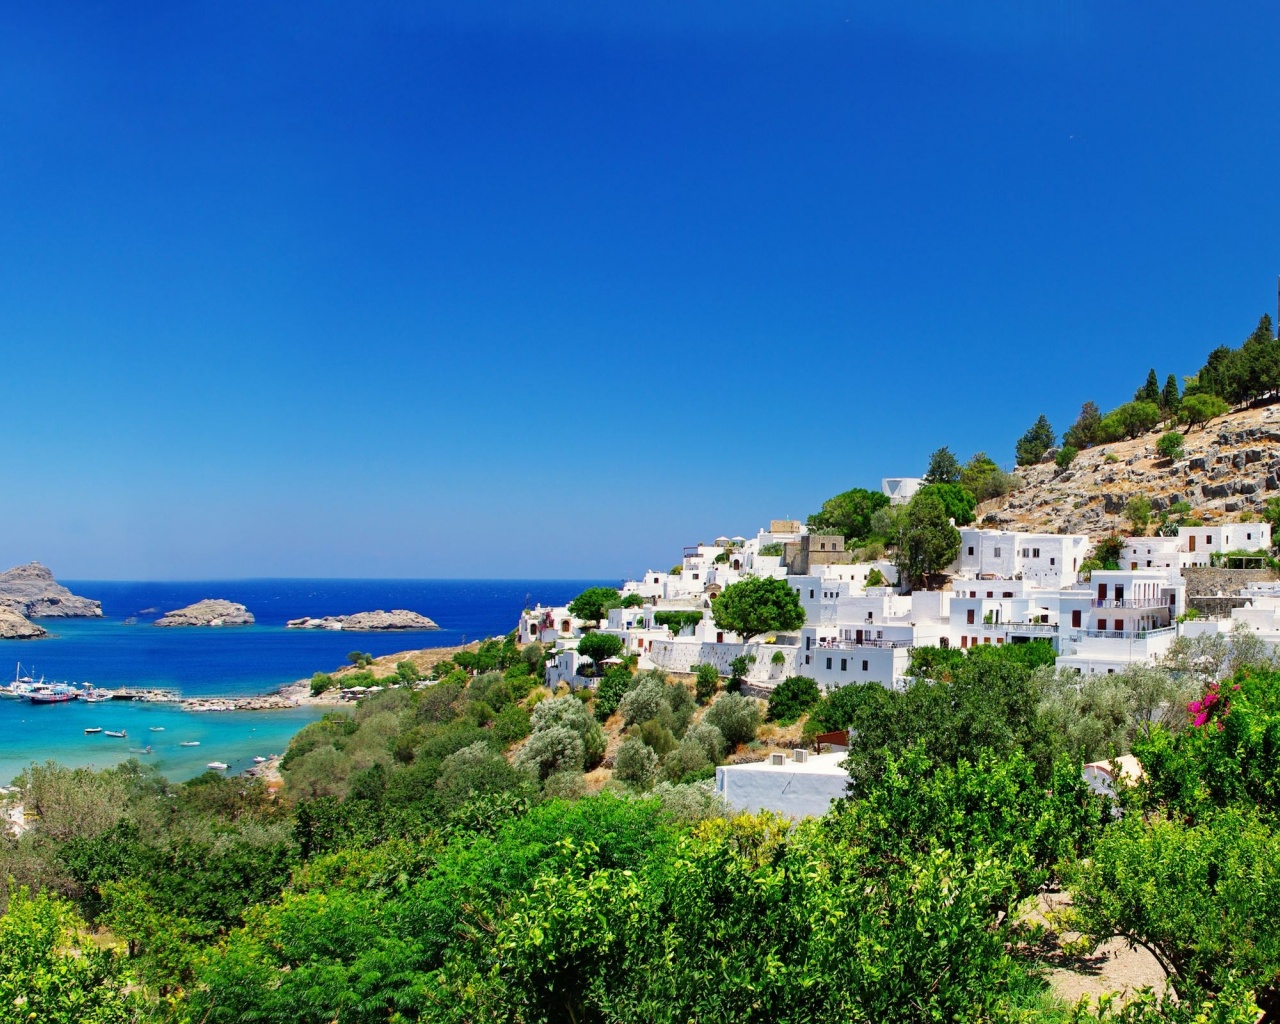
<box><xmin>287</xmin><ymin>609</ymin><xmax>439</xmax><ymax>631</ymax></box>
<box><xmin>0</xmin><ymin>562</ymin><xmax>102</xmax><ymax>618</ymax></box>
<box><xmin>0</xmin><ymin>608</ymin><xmax>47</xmax><ymax>639</ymax></box>
<box><xmin>976</xmin><ymin>404</ymin><xmax>1280</xmax><ymax>540</ymax></box>
<box><xmin>154</xmin><ymin>600</ymin><xmax>255</xmax><ymax>627</ymax></box>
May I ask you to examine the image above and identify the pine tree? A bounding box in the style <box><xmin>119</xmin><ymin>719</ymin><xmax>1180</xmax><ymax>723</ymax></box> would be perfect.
<box><xmin>1161</xmin><ymin>373</ymin><xmax>1180</xmax><ymax>412</ymax></box>
<box><xmin>1015</xmin><ymin>414</ymin><xmax>1056</xmax><ymax>466</ymax></box>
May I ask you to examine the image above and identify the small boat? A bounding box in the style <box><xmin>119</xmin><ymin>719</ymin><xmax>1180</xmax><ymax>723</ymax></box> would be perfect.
<box><xmin>149</xmin><ymin>726</ymin><xmax>165</xmax><ymax>732</ymax></box>
<box><xmin>206</xmin><ymin>762</ymin><xmax>229</xmax><ymax>771</ymax></box>
<box><xmin>252</xmin><ymin>756</ymin><xmax>267</xmax><ymax>764</ymax></box>
<box><xmin>104</xmin><ymin>730</ymin><xmax>126</xmax><ymax>738</ymax></box>
<box><xmin>179</xmin><ymin>740</ymin><xmax>200</xmax><ymax>747</ymax></box>
<box><xmin>128</xmin><ymin>746</ymin><xmax>154</xmax><ymax>755</ymax></box>
<box><xmin>83</xmin><ymin>691</ymin><xmax>113</xmax><ymax>703</ymax></box>
<box><xmin>84</xmin><ymin>727</ymin><xmax>102</xmax><ymax>734</ymax></box>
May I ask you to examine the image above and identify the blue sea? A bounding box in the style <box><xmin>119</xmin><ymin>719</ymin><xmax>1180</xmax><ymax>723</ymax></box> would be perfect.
<box><xmin>0</xmin><ymin>579</ymin><xmax>607</xmax><ymax>784</ymax></box>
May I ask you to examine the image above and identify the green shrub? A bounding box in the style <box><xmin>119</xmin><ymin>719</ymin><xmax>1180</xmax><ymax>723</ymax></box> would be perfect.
<box><xmin>767</xmin><ymin>675</ymin><xmax>822</xmax><ymax>723</ymax></box>
<box><xmin>694</xmin><ymin>663</ymin><xmax>719</xmax><ymax>705</ymax></box>
<box><xmin>311</xmin><ymin>672</ymin><xmax>336</xmax><ymax>696</ymax></box>
<box><xmin>1055</xmin><ymin>445</ymin><xmax>1078</xmax><ymax>469</ymax></box>
<box><xmin>1155</xmin><ymin>430</ymin><xmax>1185</xmax><ymax>461</ymax></box>
<box><xmin>577</xmin><ymin>631</ymin><xmax>625</xmax><ymax>665</ymax></box>
<box><xmin>703</xmin><ymin>693</ymin><xmax>762</xmax><ymax>748</ymax></box>
<box><xmin>593</xmin><ymin>666</ymin><xmax>636</xmax><ymax>722</ymax></box>
<box><xmin>614</xmin><ymin>735</ymin><xmax>659</xmax><ymax>789</ymax></box>
<box><xmin>514</xmin><ymin>727</ymin><xmax>584</xmax><ymax>781</ymax></box>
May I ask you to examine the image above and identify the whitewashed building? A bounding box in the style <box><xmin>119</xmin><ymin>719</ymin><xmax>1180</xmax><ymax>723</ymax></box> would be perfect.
<box><xmin>1179</xmin><ymin>523</ymin><xmax>1273</xmax><ymax>567</ymax></box>
<box><xmin>715</xmin><ymin>749</ymin><xmax>850</xmax><ymax>818</ymax></box>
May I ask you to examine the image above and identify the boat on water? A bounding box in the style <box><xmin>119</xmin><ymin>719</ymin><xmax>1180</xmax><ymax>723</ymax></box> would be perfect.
<box><xmin>149</xmin><ymin>726</ymin><xmax>165</xmax><ymax>732</ymax></box>
<box><xmin>252</xmin><ymin>756</ymin><xmax>267</xmax><ymax>763</ymax></box>
<box><xmin>128</xmin><ymin>746</ymin><xmax>155</xmax><ymax>755</ymax></box>
<box><xmin>83</xmin><ymin>692</ymin><xmax>113</xmax><ymax>703</ymax></box>
<box><xmin>30</xmin><ymin>686</ymin><xmax>80</xmax><ymax>704</ymax></box>
<box><xmin>84</xmin><ymin>727</ymin><xmax>102</xmax><ymax>734</ymax></box>
<box><xmin>179</xmin><ymin>740</ymin><xmax>200</xmax><ymax>747</ymax></box>
<box><xmin>206</xmin><ymin>762</ymin><xmax>229</xmax><ymax>771</ymax></box>
<box><xmin>104</xmin><ymin>730</ymin><xmax>126</xmax><ymax>738</ymax></box>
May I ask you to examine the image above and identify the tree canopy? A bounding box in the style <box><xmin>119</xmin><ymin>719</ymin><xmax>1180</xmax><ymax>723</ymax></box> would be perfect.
<box><xmin>805</xmin><ymin>486</ymin><xmax>889</xmax><ymax>542</ymax></box>
<box><xmin>923</xmin><ymin>446</ymin><xmax>961</xmax><ymax>484</ymax></box>
<box><xmin>1015</xmin><ymin>414</ymin><xmax>1056</xmax><ymax>466</ymax></box>
<box><xmin>711</xmin><ymin>575</ymin><xmax>807</xmax><ymax>642</ymax></box>
<box><xmin>567</xmin><ymin>586</ymin><xmax>622</xmax><ymax>622</ymax></box>
<box><xmin>894</xmin><ymin>489</ymin><xmax>961</xmax><ymax>590</ymax></box>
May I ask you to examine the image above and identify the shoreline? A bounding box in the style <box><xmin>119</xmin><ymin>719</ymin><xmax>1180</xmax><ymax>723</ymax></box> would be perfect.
<box><xmin>176</xmin><ymin>640</ymin><xmax>483</xmax><ymax>713</ymax></box>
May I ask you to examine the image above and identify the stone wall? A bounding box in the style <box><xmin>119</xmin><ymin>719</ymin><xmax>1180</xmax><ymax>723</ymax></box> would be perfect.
<box><xmin>1181</xmin><ymin>566</ymin><xmax>1280</xmax><ymax>595</ymax></box>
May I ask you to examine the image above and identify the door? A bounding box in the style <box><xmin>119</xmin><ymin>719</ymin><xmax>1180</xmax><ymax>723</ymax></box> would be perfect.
<box><xmin>1189</xmin><ymin>536</ymin><xmax>1196</xmax><ymax>551</ymax></box>
<box><xmin>1071</xmin><ymin>610</ymin><xmax>1082</xmax><ymax>628</ymax></box>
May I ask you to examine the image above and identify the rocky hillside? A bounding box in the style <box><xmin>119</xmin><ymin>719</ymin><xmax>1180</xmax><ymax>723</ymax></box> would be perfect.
<box><xmin>0</xmin><ymin>562</ymin><xmax>101</xmax><ymax>618</ymax></box>
<box><xmin>979</xmin><ymin>404</ymin><xmax>1280</xmax><ymax>539</ymax></box>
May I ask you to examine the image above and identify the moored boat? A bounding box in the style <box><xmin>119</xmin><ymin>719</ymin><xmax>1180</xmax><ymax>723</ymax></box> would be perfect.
<box><xmin>104</xmin><ymin>729</ymin><xmax>126</xmax><ymax>738</ymax></box>
<box><xmin>206</xmin><ymin>762</ymin><xmax>229</xmax><ymax>771</ymax></box>
<box><xmin>84</xmin><ymin>727</ymin><xmax>102</xmax><ymax>734</ymax></box>
<box><xmin>179</xmin><ymin>740</ymin><xmax>200</xmax><ymax>747</ymax></box>
<box><xmin>149</xmin><ymin>726</ymin><xmax>164</xmax><ymax>732</ymax></box>
<box><xmin>252</xmin><ymin>756</ymin><xmax>267</xmax><ymax>763</ymax></box>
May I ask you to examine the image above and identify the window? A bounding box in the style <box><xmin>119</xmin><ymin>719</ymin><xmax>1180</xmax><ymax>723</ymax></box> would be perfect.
<box><xmin>692</xmin><ymin>573</ymin><xmax>699</xmax><ymax>580</ymax></box>
<box><xmin>805</xmin><ymin>654</ymin><xmax>810</xmax><ymax>665</ymax></box>
<box><xmin>1003</xmin><ymin>591</ymin><xmax>1013</xmax><ymax>599</ymax></box>
<box><xmin>840</xmin><ymin>658</ymin><xmax>847</xmax><ymax>671</ymax></box>
<box><xmin>970</xmin><ymin>591</ymin><xmax>976</xmax><ymax>598</ymax></box>
<box><xmin>994</xmin><ymin>547</ymin><xmax>1002</xmax><ymax>557</ymax></box>
<box><xmin>1021</xmin><ymin>547</ymin><xmax>1029</xmax><ymax>558</ymax></box>
<box><xmin>961</xmin><ymin>636</ymin><xmax>968</xmax><ymax>648</ymax></box>
<box><xmin>861</xmin><ymin>660</ymin><xmax>868</xmax><ymax>671</ymax></box>
<box><xmin>986</xmin><ymin>591</ymin><xmax>993</xmax><ymax>599</ymax></box>
<box><xmin>968</xmin><ymin>546</ymin><xmax>974</xmax><ymax>556</ymax></box>
<box><xmin>967</xmin><ymin>609</ymin><xmax>975</xmax><ymax>624</ymax></box>
<box><xmin>1248</xmin><ymin>532</ymin><xmax>1254</xmax><ymax>541</ymax></box>
<box><xmin>1071</xmin><ymin>610</ymin><xmax>1081</xmax><ymax>628</ymax></box>
<box><xmin>1033</xmin><ymin>547</ymin><xmax>1040</xmax><ymax>558</ymax></box>
<box><xmin>809</xmin><ymin>589</ymin><xmax>815</xmax><ymax>599</ymax></box>
<box><xmin>805</xmin><ymin>637</ymin><xmax>812</xmax><ymax>650</ymax></box>
<box><xmin>1049</xmin><ymin>557</ymin><xmax>1055</xmax><ymax>565</ymax></box>
<box><xmin>825</xmin><ymin>657</ymin><xmax>832</xmax><ymax>669</ymax></box>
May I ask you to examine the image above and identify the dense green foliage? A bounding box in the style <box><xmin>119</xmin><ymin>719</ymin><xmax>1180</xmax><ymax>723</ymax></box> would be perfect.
<box><xmin>652</xmin><ymin>609</ymin><xmax>703</xmax><ymax>636</ymax></box>
<box><xmin>567</xmin><ymin>586</ymin><xmax>623</xmax><ymax>622</ymax></box>
<box><xmin>576</xmin><ymin>630</ymin><xmax>624</xmax><ymax>665</ymax></box>
<box><xmin>1016</xmin><ymin>414</ymin><xmax>1056</xmax><ymax>466</ymax></box>
<box><xmin>804</xmin><ymin>486</ymin><xmax>889</xmax><ymax>542</ymax></box>
<box><xmin>917</xmin><ymin>481</ymin><xmax>977</xmax><ymax>526</ymax></box>
<box><xmin>924</xmin><ymin>445</ymin><xmax>962</xmax><ymax>483</ymax></box>
<box><xmin>894</xmin><ymin>488</ymin><xmax>962</xmax><ymax>589</ymax></box>
<box><xmin>711</xmin><ymin>576</ymin><xmax>806</xmax><ymax>641</ymax></box>
<box><xmin>8</xmin><ymin>621</ymin><xmax>1280</xmax><ymax>1020</ymax></box>
<box><xmin>766</xmin><ymin>675</ymin><xmax>821</xmax><ymax>723</ymax></box>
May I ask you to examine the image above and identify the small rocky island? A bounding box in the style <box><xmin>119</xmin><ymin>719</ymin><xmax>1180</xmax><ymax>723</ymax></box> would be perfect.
<box><xmin>0</xmin><ymin>562</ymin><xmax>102</xmax><ymax>619</ymax></box>
<box><xmin>153</xmin><ymin>599</ymin><xmax>255</xmax><ymax>627</ymax></box>
<box><xmin>287</xmin><ymin>609</ymin><xmax>439</xmax><ymax>631</ymax></box>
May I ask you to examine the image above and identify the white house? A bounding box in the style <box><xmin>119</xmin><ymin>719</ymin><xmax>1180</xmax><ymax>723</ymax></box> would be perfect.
<box><xmin>715</xmin><ymin>749</ymin><xmax>850</xmax><ymax>818</ymax></box>
<box><xmin>1121</xmin><ymin>536</ymin><xmax>1182</xmax><ymax>573</ymax></box>
<box><xmin>1055</xmin><ymin>569</ymin><xmax>1184</xmax><ymax>675</ymax></box>
<box><xmin>955</xmin><ymin>529</ymin><xmax>1091</xmax><ymax>588</ymax></box>
<box><xmin>518</xmin><ymin>605</ymin><xmax>587</xmax><ymax>645</ymax></box>
<box><xmin>1179</xmin><ymin>523</ymin><xmax>1273</xmax><ymax>567</ymax></box>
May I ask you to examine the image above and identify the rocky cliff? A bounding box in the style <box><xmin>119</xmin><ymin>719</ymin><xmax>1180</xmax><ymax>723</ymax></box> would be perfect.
<box><xmin>978</xmin><ymin>404</ymin><xmax>1280</xmax><ymax>539</ymax></box>
<box><xmin>0</xmin><ymin>562</ymin><xmax>102</xmax><ymax>618</ymax></box>
<box><xmin>287</xmin><ymin>610</ymin><xmax>439</xmax><ymax>631</ymax></box>
<box><xmin>0</xmin><ymin>608</ymin><xmax>47</xmax><ymax>639</ymax></box>
<box><xmin>153</xmin><ymin>599</ymin><xmax>255</xmax><ymax>627</ymax></box>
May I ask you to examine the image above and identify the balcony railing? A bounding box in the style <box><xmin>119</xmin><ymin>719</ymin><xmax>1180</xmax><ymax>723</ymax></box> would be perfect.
<box><xmin>980</xmin><ymin>621</ymin><xmax>1058</xmax><ymax>634</ymax></box>
<box><xmin>1091</xmin><ymin>598</ymin><xmax>1170</xmax><ymax>609</ymax></box>
<box><xmin>818</xmin><ymin>638</ymin><xmax>913</xmax><ymax>650</ymax></box>
<box><xmin>1071</xmin><ymin>625</ymin><xmax>1177</xmax><ymax>641</ymax></box>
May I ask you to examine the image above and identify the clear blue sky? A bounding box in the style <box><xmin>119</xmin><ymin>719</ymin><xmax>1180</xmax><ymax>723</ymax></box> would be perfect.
<box><xmin>3</xmin><ymin>2</ymin><xmax>1278</xmax><ymax>580</ymax></box>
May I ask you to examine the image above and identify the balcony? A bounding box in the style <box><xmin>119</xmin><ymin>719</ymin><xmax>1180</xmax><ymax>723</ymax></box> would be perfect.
<box><xmin>980</xmin><ymin>621</ymin><xmax>1058</xmax><ymax>635</ymax></box>
<box><xmin>1091</xmin><ymin>598</ymin><xmax>1170</xmax><ymax>609</ymax></box>
<box><xmin>818</xmin><ymin>638</ymin><xmax>912</xmax><ymax>650</ymax></box>
<box><xmin>1071</xmin><ymin>625</ymin><xmax>1177</xmax><ymax>641</ymax></box>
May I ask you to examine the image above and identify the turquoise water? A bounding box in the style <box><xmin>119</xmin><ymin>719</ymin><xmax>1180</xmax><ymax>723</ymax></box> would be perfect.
<box><xmin>0</xmin><ymin>578</ymin><xmax>607</xmax><ymax>783</ymax></box>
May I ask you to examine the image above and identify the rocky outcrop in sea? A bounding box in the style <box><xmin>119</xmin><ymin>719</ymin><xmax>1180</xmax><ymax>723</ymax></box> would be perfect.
<box><xmin>154</xmin><ymin>599</ymin><xmax>255</xmax><ymax>627</ymax></box>
<box><xmin>0</xmin><ymin>562</ymin><xmax>102</xmax><ymax>618</ymax></box>
<box><xmin>0</xmin><ymin>608</ymin><xmax>47</xmax><ymax>639</ymax></box>
<box><xmin>286</xmin><ymin>609</ymin><xmax>439</xmax><ymax>631</ymax></box>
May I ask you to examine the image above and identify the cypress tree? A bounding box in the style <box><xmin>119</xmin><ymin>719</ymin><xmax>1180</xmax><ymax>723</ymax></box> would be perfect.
<box><xmin>1136</xmin><ymin>368</ymin><xmax>1161</xmax><ymax>404</ymax></box>
<box><xmin>1161</xmin><ymin>373</ymin><xmax>1180</xmax><ymax>412</ymax></box>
